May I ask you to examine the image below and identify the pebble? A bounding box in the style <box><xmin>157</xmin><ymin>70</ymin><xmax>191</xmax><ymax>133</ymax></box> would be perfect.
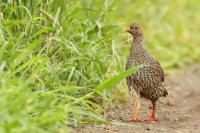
<box><xmin>167</xmin><ymin>98</ymin><xmax>176</xmax><ymax>106</ymax></box>
<box><xmin>146</xmin><ymin>125</ymin><xmax>153</xmax><ymax>130</ymax></box>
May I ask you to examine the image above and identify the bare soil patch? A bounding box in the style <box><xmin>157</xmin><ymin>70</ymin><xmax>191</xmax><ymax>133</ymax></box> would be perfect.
<box><xmin>73</xmin><ymin>64</ymin><xmax>200</xmax><ymax>133</ymax></box>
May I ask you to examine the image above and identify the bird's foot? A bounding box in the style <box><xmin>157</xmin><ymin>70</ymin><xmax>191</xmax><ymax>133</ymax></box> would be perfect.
<box><xmin>143</xmin><ymin>116</ymin><xmax>157</xmax><ymax>121</ymax></box>
<box><xmin>126</xmin><ymin>118</ymin><xmax>143</xmax><ymax>122</ymax></box>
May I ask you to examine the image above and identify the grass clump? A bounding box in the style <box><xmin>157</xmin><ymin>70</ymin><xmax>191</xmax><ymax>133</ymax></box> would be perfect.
<box><xmin>0</xmin><ymin>0</ymin><xmax>123</xmax><ymax>132</ymax></box>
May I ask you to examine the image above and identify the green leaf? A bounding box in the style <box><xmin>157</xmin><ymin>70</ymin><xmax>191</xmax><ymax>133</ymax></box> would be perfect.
<box><xmin>95</xmin><ymin>65</ymin><xmax>142</xmax><ymax>92</ymax></box>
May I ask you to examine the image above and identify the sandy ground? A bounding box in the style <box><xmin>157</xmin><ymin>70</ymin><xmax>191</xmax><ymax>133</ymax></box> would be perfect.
<box><xmin>73</xmin><ymin>64</ymin><xmax>200</xmax><ymax>133</ymax></box>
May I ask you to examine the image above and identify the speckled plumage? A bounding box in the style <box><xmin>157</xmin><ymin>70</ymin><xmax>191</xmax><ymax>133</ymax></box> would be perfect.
<box><xmin>126</xmin><ymin>23</ymin><xmax>168</xmax><ymax>103</ymax></box>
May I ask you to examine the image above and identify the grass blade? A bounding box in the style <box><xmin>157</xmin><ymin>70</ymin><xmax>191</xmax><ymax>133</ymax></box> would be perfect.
<box><xmin>95</xmin><ymin>65</ymin><xmax>141</xmax><ymax>92</ymax></box>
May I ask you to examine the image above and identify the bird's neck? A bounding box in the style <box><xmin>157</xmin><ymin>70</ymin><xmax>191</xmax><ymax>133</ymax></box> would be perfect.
<box><xmin>130</xmin><ymin>35</ymin><xmax>145</xmax><ymax>56</ymax></box>
<box><xmin>133</xmin><ymin>35</ymin><xmax>144</xmax><ymax>45</ymax></box>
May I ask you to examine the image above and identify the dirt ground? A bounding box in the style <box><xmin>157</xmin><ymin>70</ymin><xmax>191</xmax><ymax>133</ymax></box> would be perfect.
<box><xmin>73</xmin><ymin>64</ymin><xmax>200</xmax><ymax>133</ymax></box>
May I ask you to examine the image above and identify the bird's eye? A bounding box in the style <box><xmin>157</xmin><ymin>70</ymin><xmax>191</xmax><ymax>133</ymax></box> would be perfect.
<box><xmin>134</xmin><ymin>27</ymin><xmax>138</xmax><ymax>30</ymax></box>
<box><xmin>130</xmin><ymin>26</ymin><xmax>133</xmax><ymax>29</ymax></box>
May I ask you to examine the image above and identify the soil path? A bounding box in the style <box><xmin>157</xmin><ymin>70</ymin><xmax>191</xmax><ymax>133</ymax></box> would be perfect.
<box><xmin>74</xmin><ymin>64</ymin><xmax>200</xmax><ymax>133</ymax></box>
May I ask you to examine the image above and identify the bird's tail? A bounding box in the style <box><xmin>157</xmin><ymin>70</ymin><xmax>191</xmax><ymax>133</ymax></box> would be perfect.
<box><xmin>163</xmin><ymin>89</ymin><xmax>168</xmax><ymax>97</ymax></box>
<box><xmin>161</xmin><ymin>84</ymin><xmax>168</xmax><ymax>97</ymax></box>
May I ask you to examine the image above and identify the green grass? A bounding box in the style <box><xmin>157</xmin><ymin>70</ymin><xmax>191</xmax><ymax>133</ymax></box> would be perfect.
<box><xmin>0</xmin><ymin>0</ymin><xmax>200</xmax><ymax>132</ymax></box>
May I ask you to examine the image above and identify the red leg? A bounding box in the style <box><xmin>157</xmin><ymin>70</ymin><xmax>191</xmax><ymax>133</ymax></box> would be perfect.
<box><xmin>143</xmin><ymin>102</ymin><xmax>158</xmax><ymax>121</ymax></box>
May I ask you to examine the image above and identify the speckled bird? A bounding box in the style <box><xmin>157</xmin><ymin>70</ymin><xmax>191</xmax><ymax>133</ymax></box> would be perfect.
<box><xmin>125</xmin><ymin>23</ymin><xmax>168</xmax><ymax>122</ymax></box>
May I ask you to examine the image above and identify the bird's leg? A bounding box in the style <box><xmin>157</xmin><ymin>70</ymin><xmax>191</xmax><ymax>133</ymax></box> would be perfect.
<box><xmin>143</xmin><ymin>101</ymin><xmax>158</xmax><ymax>121</ymax></box>
<box><xmin>129</xmin><ymin>99</ymin><xmax>143</xmax><ymax>122</ymax></box>
<box><xmin>127</xmin><ymin>91</ymin><xmax>143</xmax><ymax>122</ymax></box>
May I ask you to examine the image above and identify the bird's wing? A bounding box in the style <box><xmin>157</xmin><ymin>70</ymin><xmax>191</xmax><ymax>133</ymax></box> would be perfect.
<box><xmin>134</xmin><ymin>67</ymin><xmax>167</xmax><ymax>99</ymax></box>
<box><xmin>154</xmin><ymin>60</ymin><xmax>164</xmax><ymax>82</ymax></box>
<box><xmin>135</xmin><ymin>65</ymin><xmax>163</xmax><ymax>88</ymax></box>
<box><xmin>148</xmin><ymin>56</ymin><xmax>164</xmax><ymax>82</ymax></box>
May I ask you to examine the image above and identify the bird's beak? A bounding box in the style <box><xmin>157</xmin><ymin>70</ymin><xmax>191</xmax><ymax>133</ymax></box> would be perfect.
<box><xmin>125</xmin><ymin>27</ymin><xmax>131</xmax><ymax>33</ymax></box>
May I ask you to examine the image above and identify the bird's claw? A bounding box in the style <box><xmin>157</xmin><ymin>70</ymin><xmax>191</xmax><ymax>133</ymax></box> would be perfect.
<box><xmin>143</xmin><ymin>116</ymin><xmax>158</xmax><ymax>121</ymax></box>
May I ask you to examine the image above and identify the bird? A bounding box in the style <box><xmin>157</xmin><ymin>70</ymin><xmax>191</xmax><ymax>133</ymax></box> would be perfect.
<box><xmin>125</xmin><ymin>23</ymin><xmax>168</xmax><ymax>122</ymax></box>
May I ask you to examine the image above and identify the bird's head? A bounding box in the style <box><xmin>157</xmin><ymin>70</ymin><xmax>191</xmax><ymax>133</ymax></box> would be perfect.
<box><xmin>126</xmin><ymin>23</ymin><xmax>143</xmax><ymax>38</ymax></box>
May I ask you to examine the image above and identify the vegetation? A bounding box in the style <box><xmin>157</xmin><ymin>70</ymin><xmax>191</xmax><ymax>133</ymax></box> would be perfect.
<box><xmin>0</xmin><ymin>0</ymin><xmax>200</xmax><ymax>132</ymax></box>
